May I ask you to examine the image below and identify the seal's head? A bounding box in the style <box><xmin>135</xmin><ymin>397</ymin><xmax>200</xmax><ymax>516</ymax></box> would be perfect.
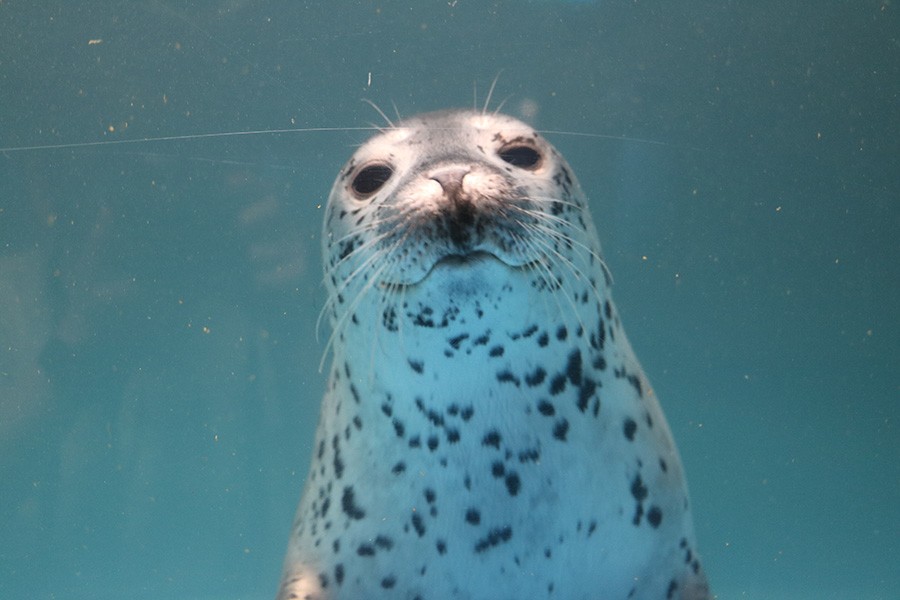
<box><xmin>322</xmin><ymin>110</ymin><xmax>602</xmax><ymax>297</ymax></box>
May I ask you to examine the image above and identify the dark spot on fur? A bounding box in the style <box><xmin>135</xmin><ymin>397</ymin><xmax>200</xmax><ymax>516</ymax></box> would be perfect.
<box><xmin>624</xmin><ymin>418</ymin><xmax>637</xmax><ymax>441</ymax></box>
<box><xmin>518</xmin><ymin>448</ymin><xmax>541</xmax><ymax>463</ymax></box>
<box><xmin>566</xmin><ymin>349</ymin><xmax>582</xmax><ymax>384</ymax></box>
<box><xmin>474</xmin><ymin>526</ymin><xmax>513</xmax><ymax>553</ymax></box>
<box><xmin>628</xmin><ymin>373</ymin><xmax>644</xmax><ymax>397</ymax></box>
<box><xmin>549</xmin><ymin>373</ymin><xmax>566</xmax><ymax>395</ymax></box>
<box><xmin>647</xmin><ymin>505</ymin><xmax>663</xmax><ymax>528</ymax></box>
<box><xmin>525</xmin><ymin>366</ymin><xmax>547</xmax><ymax>387</ymax></box>
<box><xmin>449</xmin><ymin>333</ymin><xmax>469</xmax><ymax>349</ymax></box>
<box><xmin>537</xmin><ymin>399</ymin><xmax>555</xmax><ymax>416</ymax></box>
<box><xmin>411</xmin><ymin>513</ymin><xmax>426</xmax><ymax>536</ymax></box>
<box><xmin>553</xmin><ymin>419</ymin><xmax>569</xmax><ymax>441</ymax></box>
<box><xmin>630</xmin><ymin>475</ymin><xmax>648</xmax><ymax>525</ymax></box>
<box><xmin>577</xmin><ymin>378</ymin><xmax>596</xmax><ymax>413</ymax></box>
<box><xmin>465</xmin><ymin>508</ymin><xmax>481</xmax><ymax>525</ymax></box>
<box><xmin>482</xmin><ymin>430</ymin><xmax>501</xmax><ymax>448</ymax></box>
<box><xmin>505</xmin><ymin>472</ymin><xmax>521</xmax><ymax>496</ymax></box>
<box><xmin>341</xmin><ymin>486</ymin><xmax>365</xmax><ymax>520</ymax></box>
<box><xmin>332</xmin><ymin>437</ymin><xmax>344</xmax><ymax>479</ymax></box>
<box><xmin>496</xmin><ymin>370</ymin><xmax>520</xmax><ymax>386</ymax></box>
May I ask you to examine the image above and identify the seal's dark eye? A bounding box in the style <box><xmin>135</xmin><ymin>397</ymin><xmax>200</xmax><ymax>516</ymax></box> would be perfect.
<box><xmin>498</xmin><ymin>143</ymin><xmax>542</xmax><ymax>170</ymax></box>
<box><xmin>351</xmin><ymin>163</ymin><xmax>394</xmax><ymax>197</ymax></box>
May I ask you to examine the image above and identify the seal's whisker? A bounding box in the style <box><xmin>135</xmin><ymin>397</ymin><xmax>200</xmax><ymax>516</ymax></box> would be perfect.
<box><xmin>326</xmin><ymin>225</ymin><xmax>398</xmax><ymax>275</ymax></box>
<box><xmin>519</xmin><ymin>222</ymin><xmax>594</xmax><ymax>335</ymax></box>
<box><xmin>514</xmin><ymin>206</ymin><xmax>613</xmax><ymax>285</ymax></box>
<box><xmin>317</xmin><ymin>226</ymin><xmax>408</xmax><ymax>346</ymax></box>
<box><xmin>330</xmin><ymin>229</ymin><xmax>403</xmax><ymax>298</ymax></box>
<box><xmin>521</xmin><ymin>221</ymin><xmax>607</xmax><ymax>318</ymax></box>
<box><xmin>319</xmin><ymin>244</ymin><xmax>402</xmax><ymax>372</ymax></box>
<box><xmin>509</xmin><ymin>229</ymin><xmax>569</xmax><ymax>326</ymax></box>
<box><xmin>520</xmin><ymin>194</ymin><xmax>584</xmax><ymax>212</ymax></box>
<box><xmin>482</xmin><ymin>73</ymin><xmax>501</xmax><ymax>115</ymax></box>
<box><xmin>362</xmin><ymin>98</ymin><xmax>395</xmax><ymax>129</ymax></box>
<box><xmin>325</xmin><ymin>202</ymin><xmax>419</xmax><ymax>254</ymax></box>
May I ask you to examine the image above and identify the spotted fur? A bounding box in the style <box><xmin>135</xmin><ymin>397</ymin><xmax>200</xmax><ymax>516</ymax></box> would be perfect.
<box><xmin>277</xmin><ymin>110</ymin><xmax>710</xmax><ymax>600</ymax></box>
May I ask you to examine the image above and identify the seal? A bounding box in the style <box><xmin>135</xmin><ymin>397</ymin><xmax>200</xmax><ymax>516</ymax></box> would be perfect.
<box><xmin>276</xmin><ymin>110</ymin><xmax>711</xmax><ymax>600</ymax></box>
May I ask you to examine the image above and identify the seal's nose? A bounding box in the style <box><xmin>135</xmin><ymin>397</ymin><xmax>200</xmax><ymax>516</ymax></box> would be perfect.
<box><xmin>428</xmin><ymin>165</ymin><xmax>475</xmax><ymax>247</ymax></box>
<box><xmin>428</xmin><ymin>165</ymin><xmax>470</xmax><ymax>196</ymax></box>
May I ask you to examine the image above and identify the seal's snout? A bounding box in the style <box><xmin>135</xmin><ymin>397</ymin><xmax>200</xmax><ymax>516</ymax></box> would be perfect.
<box><xmin>429</xmin><ymin>165</ymin><xmax>478</xmax><ymax>247</ymax></box>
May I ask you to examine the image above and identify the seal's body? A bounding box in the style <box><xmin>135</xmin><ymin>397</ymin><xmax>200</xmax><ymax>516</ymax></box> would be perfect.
<box><xmin>277</xmin><ymin>110</ymin><xmax>710</xmax><ymax>600</ymax></box>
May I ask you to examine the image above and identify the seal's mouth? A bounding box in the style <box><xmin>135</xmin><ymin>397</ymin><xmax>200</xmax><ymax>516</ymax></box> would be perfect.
<box><xmin>432</xmin><ymin>250</ymin><xmax>498</xmax><ymax>268</ymax></box>
<box><xmin>382</xmin><ymin>250</ymin><xmax>534</xmax><ymax>289</ymax></box>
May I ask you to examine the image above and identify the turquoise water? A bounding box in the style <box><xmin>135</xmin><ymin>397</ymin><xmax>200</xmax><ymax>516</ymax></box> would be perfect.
<box><xmin>1</xmin><ymin>1</ymin><xmax>896</xmax><ymax>599</ymax></box>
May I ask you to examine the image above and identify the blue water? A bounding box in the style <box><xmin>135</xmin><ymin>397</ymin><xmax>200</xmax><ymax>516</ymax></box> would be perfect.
<box><xmin>1</xmin><ymin>1</ymin><xmax>896</xmax><ymax>599</ymax></box>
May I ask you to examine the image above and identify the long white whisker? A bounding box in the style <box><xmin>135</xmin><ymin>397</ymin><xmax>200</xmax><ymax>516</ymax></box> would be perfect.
<box><xmin>317</xmin><ymin>223</ymin><xmax>409</xmax><ymax>342</ymax></box>
<box><xmin>483</xmin><ymin>72</ymin><xmax>502</xmax><ymax>115</ymax></box>
<box><xmin>318</xmin><ymin>244</ymin><xmax>405</xmax><ymax>372</ymax></box>
<box><xmin>517</xmin><ymin>221</ymin><xmax>595</xmax><ymax>335</ymax></box>
<box><xmin>362</xmin><ymin>99</ymin><xmax>395</xmax><ymax>129</ymax></box>
<box><xmin>507</xmin><ymin>202</ymin><xmax>613</xmax><ymax>285</ymax></box>
<box><xmin>509</xmin><ymin>230</ymin><xmax>566</xmax><ymax>326</ymax></box>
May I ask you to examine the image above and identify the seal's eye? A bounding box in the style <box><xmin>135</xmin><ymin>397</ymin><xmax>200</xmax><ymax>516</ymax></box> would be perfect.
<box><xmin>498</xmin><ymin>143</ymin><xmax>542</xmax><ymax>170</ymax></box>
<box><xmin>351</xmin><ymin>163</ymin><xmax>394</xmax><ymax>197</ymax></box>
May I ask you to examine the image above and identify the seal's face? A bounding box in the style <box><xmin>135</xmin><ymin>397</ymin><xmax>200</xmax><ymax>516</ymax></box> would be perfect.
<box><xmin>323</xmin><ymin>111</ymin><xmax>592</xmax><ymax>291</ymax></box>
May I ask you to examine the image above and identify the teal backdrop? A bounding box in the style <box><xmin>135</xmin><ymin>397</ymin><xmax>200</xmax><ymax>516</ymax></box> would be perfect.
<box><xmin>1</xmin><ymin>1</ymin><xmax>897</xmax><ymax>598</ymax></box>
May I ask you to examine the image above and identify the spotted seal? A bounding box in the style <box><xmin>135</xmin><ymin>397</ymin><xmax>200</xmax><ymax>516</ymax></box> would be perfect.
<box><xmin>276</xmin><ymin>109</ymin><xmax>711</xmax><ymax>599</ymax></box>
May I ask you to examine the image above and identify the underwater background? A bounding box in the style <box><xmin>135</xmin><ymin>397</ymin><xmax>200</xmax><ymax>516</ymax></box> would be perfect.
<box><xmin>0</xmin><ymin>1</ymin><xmax>896</xmax><ymax>598</ymax></box>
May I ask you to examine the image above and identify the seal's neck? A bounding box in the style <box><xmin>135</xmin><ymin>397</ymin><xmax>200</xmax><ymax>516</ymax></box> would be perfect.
<box><xmin>330</xmin><ymin>257</ymin><xmax>611</xmax><ymax>403</ymax></box>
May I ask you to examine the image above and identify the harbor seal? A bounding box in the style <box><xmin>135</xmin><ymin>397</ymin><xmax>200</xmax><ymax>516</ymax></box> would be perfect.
<box><xmin>277</xmin><ymin>109</ymin><xmax>710</xmax><ymax>599</ymax></box>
